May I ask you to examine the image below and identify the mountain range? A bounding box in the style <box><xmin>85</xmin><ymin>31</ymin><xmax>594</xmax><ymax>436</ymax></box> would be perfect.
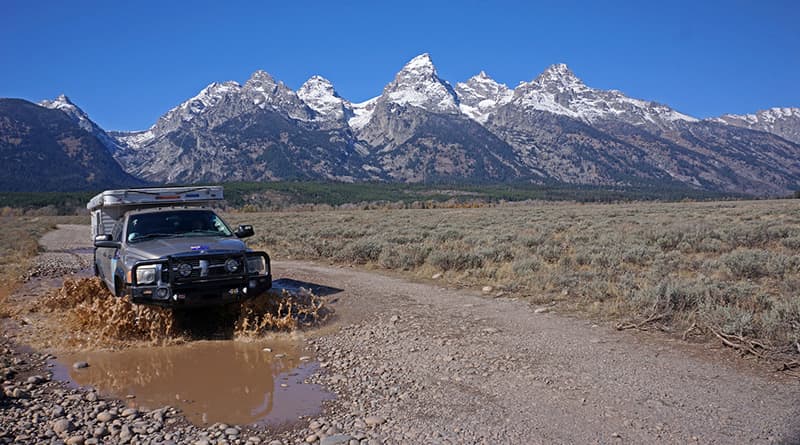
<box><xmin>3</xmin><ymin>53</ymin><xmax>800</xmax><ymax>195</ymax></box>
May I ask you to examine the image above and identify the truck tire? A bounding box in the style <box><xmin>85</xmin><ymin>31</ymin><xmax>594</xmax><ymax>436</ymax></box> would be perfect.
<box><xmin>114</xmin><ymin>277</ymin><xmax>124</xmax><ymax>298</ymax></box>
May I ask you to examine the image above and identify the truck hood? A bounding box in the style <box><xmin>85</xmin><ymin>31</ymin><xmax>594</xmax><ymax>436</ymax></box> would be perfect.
<box><xmin>124</xmin><ymin>236</ymin><xmax>248</xmax><ymax>261</ymax></box>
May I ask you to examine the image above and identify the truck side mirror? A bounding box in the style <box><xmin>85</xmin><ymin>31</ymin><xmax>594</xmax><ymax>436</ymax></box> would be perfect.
<box><xmin>94</xmin><ymin>234</ymin><xmax>121</xmax><ymax>248</ymax></box>
<box><xmin>235</xmin><ymin>225</ymin><xmax>255</xmax><ymax>238</ymax></box>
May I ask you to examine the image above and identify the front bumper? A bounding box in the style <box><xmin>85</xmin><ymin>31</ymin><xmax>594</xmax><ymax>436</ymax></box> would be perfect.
<box><xmin>128</xmin><ymin>251</ymin><xmax>272</xmax><ymax>307</ymax></box>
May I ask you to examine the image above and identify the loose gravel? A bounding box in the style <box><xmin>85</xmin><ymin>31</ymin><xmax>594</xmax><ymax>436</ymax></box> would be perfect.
<box><xmin>2</xmin><ymin>225</ymin><xmax>799</xmax><ymax>444</ymax></box>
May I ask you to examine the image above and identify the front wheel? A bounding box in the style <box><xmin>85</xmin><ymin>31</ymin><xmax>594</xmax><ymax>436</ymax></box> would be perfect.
<box><xmin>114</xmin><ymin>277</ymin><xmax>125</xmax><ymax>298</ymax></box>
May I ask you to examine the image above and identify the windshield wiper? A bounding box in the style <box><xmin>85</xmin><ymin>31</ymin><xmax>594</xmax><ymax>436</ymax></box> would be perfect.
<box><xmin>131</xmin><ymin>233</ymin><xmax>176</xmax><ymax>242</ymax></box>
<box><xmin>179</xmin><ymin>230</ymin><xmax>223</xmax><ymax>236</ymax></box>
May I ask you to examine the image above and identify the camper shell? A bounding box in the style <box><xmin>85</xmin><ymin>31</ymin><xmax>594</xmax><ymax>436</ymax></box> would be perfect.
<box><xmin>87</xmin><ymin>186</ymin><xmax>272</xmax><ymax>307</ymax></box>
<box><xmin>88</xmin><ymin>186</ymin><xmax>225</xmax><ymax>241</ymax></box>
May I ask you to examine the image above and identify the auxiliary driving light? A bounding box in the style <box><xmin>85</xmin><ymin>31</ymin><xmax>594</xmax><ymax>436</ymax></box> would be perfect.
<box><xmin>178</xmin><ymin>262</ymin><xmax>193</xmax><ymax>277</ymax></box>
<box><xmin>224</xmin><ymin>258</ymin><xmax>239</xmax><ymax>273</ymax></box>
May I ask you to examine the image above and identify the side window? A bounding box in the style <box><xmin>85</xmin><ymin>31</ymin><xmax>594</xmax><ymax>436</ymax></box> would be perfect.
<box><xmin>112</xmin><ymin>220</ymin><xmax>123</xmax><ymax>242</ymax></box>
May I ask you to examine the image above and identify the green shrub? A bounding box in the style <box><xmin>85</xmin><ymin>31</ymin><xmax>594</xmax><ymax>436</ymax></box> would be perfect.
<box><xmin>512</xmin><ymin>257</ymin><xmax>543</xmax><ymax>276</ymax></box>
<box><xmin>721</xmin><ymin>249</ymin><xmax>792</xmax><ymax>279</ymax></box>
<box><xmin>428</xmin><ymin>251</ymin><xmax>483</xmax><ymax>271</ymax></box>
<box><xmin>632</xmin><ymin>278</ymin><xmax>706</xmax><ymax>314</ymax></box>
<box><xmin>379</xmin><ymin>246</ymin><xmax>430</xmax><ymax>270</ymax></box>
<box><xmin>340</xmin><ymin>239</ymin><xmax>383</xmax><ymax>264</ymax></box>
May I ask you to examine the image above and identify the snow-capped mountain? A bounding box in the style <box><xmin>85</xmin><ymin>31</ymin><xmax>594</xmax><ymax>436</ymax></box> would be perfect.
<box><xmin>39</xmin><ymin>94</ymin><xmax>123</xmax><ymax>153</ymax></box>
<box><xmin>351</xmin><ymin>53</ymin><xmax>526</xmax><ymax>182</ymax></box>
<box><xmin>455</xmin><ymin>72</ymin><xmax>513</xmax><ymax>123</ymax></box>
<box><xmin>23</xmin><ymin>52</ymin><xmax>800</xmax><ymax>195</ymax></box>
<box><xmin>508</xmin><ymin>64</ymin><xmax>697</xmax><ymax>132</ymax></box>
<box><xmin>714</xmin><ymin>107</ymin><xmax>800</xmax><ymax>144</ymax></box>
<box><xmin>378</xmin><ymin>53</ymin><xmax>460</xmax><ymax>114</ymax></box>
<box><xmin>297</xmin><ymin>75</ymin><xmax>353</xmax><ymax>126</ymax></box>
<box><xmin>242</xmin><ymin>71</ymin><xmax>313</xmax><ymax>122</ymax></box>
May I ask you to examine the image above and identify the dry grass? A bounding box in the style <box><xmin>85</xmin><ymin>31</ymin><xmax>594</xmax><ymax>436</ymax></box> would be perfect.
<box><xmin>0</xmin><ymin>215</ymin><xmax>83</xmax><ymax>313</ymax></box>
<box><xmin>229</xmin><ymin>199</ymin><xmax>800</xmax><ymax>357</ymax></box>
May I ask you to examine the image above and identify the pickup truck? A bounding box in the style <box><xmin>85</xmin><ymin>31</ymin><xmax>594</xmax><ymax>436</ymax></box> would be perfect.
<box><xmin>88</xmin><ymin>187</ymin><xmax>271</xmax><ymax>307</ymax></box>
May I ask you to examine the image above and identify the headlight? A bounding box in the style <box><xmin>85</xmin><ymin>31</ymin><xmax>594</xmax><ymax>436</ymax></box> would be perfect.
<box><xmin>224</xmin><ymin>258</ymin><xmax>240</xmax><ymax>273</ymax></box>
<box><xmin>177</xmin><ymin>262</ymin><xmax>193</xmax><ymax>277</ymax></box>
<box><xmin>246</xmin><ymin>256</ymin><xmax>266</xmax><ymax>275</ymax></box>
<box><xmin>136</xmin><ymin>266</ymin><xmax>157</xmax><ymax>285</ymax></box>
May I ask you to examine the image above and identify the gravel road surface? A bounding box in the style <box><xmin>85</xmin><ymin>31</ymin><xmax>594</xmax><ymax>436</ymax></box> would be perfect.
<box><xmin>1</xmin><ymin>225</ymin><xmax>798</xmax><ymax>444</ymax></box>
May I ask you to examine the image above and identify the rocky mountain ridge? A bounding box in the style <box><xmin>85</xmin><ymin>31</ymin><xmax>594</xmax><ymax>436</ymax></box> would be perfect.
<box><xmin>21</xmin><ymin>53</ymin><xmax>800</xmax><ymax>195</ymax></box>
<box><xmin>0</xmin><ymin>99</ymin><xmax>141</xmax><ymax>191</ymax></box>
<box><xmin>714</xmin><ymin>107</ymin><xmax>800</xmax><ymax>144</ymax></box>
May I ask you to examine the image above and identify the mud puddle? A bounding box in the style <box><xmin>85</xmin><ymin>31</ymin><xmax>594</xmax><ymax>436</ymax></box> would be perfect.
<box><xmin>53</xmin><ymin>339</ymin><xmax>332</xmax><ymax>426</ymax></box>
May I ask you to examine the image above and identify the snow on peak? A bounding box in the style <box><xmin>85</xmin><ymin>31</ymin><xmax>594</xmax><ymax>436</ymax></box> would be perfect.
<box><xmin>543</xmin><ymin>63</ymin><xmax>574</xmax><ymax>76</ymax></box>
<box><xmin>720</xmin><ymin>107</ymin><xmax>800</xmax><ymax>125</ymax></box>
<box><xmin>298</xmin><ymin>75</ymin><xmax>349</xmax><ymax>122</ymax></box>
<box><xmin>532</xmin><ymin>63</ymin><xmax>586</xmax><ymax>91</ymax></box>
<box><xmin>40</xmin><ymin>94</ymin><xmax>92</xmax><ymax>131</ymax></box>
<box><xmin>42</xmin><ymin>94</ymin><xmax>75</xmax><ymax>107</ymax></box>
<box><xmin>714</xmin><ymin>107</ymin><xmax>800</xmax><ymax>143</ymax></box>
<box><xmin>455</xmin><ymin>71</ymin><xmax>513</xmax><ymax>123</ymax></box>
<box><xmin>40</xmin><ymin>94</ymin><xmax>124</xmax><ymax>152</ymax></box>
<box><xmin>41</xmin><ymin>94</ymin><xmax>79</xmax><ymax>112</ymax></box>
<box><xmin>381</xmin><ymin>53</ymin><xmax>460</xmax><ymax>114</ymax></box>
<box><xmin>511</xmin><ymin>64</ymin><xmax>697</xmax><ymax>128</ymax></box>
<box><xmin>174</xmin><ymin>80</ymin><xmax>241</xmax><ymax>117</ymax></box>
<box><xmin>402</xmin><ymin>53</ymin><xmax>436</xmax><ymax>73</ymax></box>
<box><xmin>243</xmin><ymin>70</ymin><xmax>312</xmax><ymax>120</ymax></box>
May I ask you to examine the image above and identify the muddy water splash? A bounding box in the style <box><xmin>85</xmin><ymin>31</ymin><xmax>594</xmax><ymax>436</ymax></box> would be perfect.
<box><xmin>41</xmin><ymin>278</ymin><xmax>176</xmax><ymax>346</ymax></box>
<box><xmin>42</xmin><ymin>277</ymin><xmax>335</xmax><ymax>426</ymax></box>
<box><xmin>38</xmin><ymin>277</ymin><xmax>333</xmax><ymax>348</ymax></box>
<box><xmin>236</xmin><ymin>289</ymin><xmax>330</xmax><ymax>337</ymax></box>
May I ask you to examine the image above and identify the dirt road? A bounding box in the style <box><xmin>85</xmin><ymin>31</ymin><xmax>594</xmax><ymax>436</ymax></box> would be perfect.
<box><xmin>282</xmin><ymin>260</ymin><xmax>800</xmax><ymax>444</ymax></box>
<box><xmin>3</xmin><ymin>224</ymin><xmax>800</xmax><ymax>444</ymax></box>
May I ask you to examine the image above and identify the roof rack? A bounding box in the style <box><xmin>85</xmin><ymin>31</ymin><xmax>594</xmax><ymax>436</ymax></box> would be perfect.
<box><xmin>87</xmin><ymin>186</ymin><xmax>224</xmax><ymax>211</ymax></box>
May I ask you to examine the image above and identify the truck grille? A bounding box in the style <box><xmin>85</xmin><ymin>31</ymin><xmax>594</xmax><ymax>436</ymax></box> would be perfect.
<box><xmin>161</xmin><ymin>256</ymin><xmax>244</xmax><ymax>282</ymax></box>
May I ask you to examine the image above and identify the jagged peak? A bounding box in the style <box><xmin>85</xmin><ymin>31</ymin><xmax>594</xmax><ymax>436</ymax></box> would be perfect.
<box><xmin>297</xmin><ymin>75</ymin><xmax>347</xmax><ymax>121</ymax></box>
<box><xmin>40</xmin><ymin>94</ymin><xmax>76</xmax><ymax>108</ymax></box>
<box><xmin>543</xmin><ymin>63</ymin><xmax>574</xmax><ymax>75</ymax></box>
<box><xmin>245</xmin><ymin>70</ymin><xmax>283</xmax><ymax>91</ymax></box>
<box><xmin>54</xmin><ymin>94</ymin><xmax>72</xmax><ymax>104</ymax></box>
<box><xmin>464</xmin><ymin>70</ymin><xmax>505</xmax><ymax>87</ymax></box>
<box><xmin>299</xmin><ymin>75</ymin><xmax>337</xmax><ymax>94</ymax></box>
<box><xmin>401</xmin><ymin>53</ymin><xmax>436</xmax><ymax>73</ymax></box>
<box><xmin>199</xmin><ymin>81</ymin><xmax>240</xmax><ymax>94</ymax></box>
<box><xmin>467</xmin><ymin>71</ymin><xmax>491</xmax><ymax>82</ymax></box>
<box><xmin>533</xmin><ymin>63</ymin><xmax>584</xmax><ymax>87</ymax></box>
<box><xmin>378</xmin><ymin>52</ymin><xmax>459</xmax><ymax>113</ymax></box>
<box><xmin>305</xmin><ymin>74</ymin><xmax>332</xmax><ymax>84</ymax></box>
<box><xmin>248</xmin><ymin>69</ymin><xmax>275</xmax><ymax>81</ymax></box>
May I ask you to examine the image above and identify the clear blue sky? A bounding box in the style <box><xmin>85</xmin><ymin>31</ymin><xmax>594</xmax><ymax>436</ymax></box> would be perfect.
<box><xmin>2</xmin><ymin>0</ymin><xmax>798</xmax><ymax>131</ymax></box>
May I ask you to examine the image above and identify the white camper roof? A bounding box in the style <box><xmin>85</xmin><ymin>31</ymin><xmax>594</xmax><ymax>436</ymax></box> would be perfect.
<box><xmin>87</xmin><ymin>186</ymin><xmax>224</xmax><ymax>211</ymax></box>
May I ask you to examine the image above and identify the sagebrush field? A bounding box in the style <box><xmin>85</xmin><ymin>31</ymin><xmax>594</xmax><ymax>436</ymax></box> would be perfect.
<box><xmin>230</xmin><ymin>199</ymin><xmax>800</xmax><ymax>354</ymax></box>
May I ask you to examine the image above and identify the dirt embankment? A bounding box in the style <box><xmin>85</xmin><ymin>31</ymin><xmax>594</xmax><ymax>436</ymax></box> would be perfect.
<box><xmin>1</xmin><ymin>224</ymin><xmax>799</xmax><ymax>444</ymax></box>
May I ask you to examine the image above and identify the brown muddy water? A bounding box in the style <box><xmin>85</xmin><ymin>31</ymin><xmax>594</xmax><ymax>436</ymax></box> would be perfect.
<box><xmin>52</xmin><ymin>339</ymin><xmax>333</xmax><ymax>426</ymax></box>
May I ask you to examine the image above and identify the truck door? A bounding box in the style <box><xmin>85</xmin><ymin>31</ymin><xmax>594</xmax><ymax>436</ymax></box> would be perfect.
<box><xmin>99</xmin><ymin>220</ymin><xmax>123</xmax><ymax>290</ymax></box>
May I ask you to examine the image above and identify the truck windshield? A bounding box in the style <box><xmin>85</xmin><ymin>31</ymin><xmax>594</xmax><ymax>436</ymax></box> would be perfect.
<box><xmin>126</xmin><ymin>210</ymin><xmax>233</xmax><ymax>243</ymax></box>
